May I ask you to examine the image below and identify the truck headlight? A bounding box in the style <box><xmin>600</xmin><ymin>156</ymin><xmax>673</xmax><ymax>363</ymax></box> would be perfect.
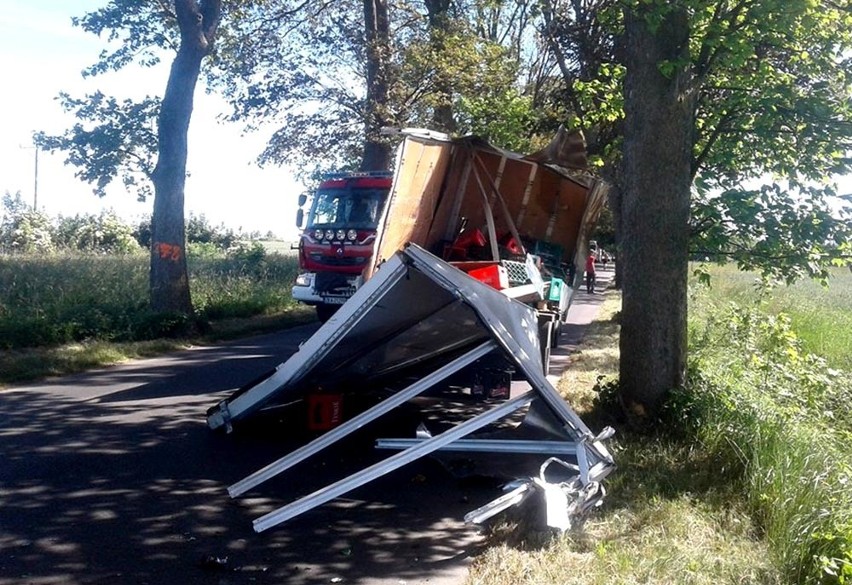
<box><xmin>336</xmin><ymin>229</ymin><xmax>346</xmax><ymax>241</ymax></box>
<box><xmin>325</xmin><ymin>229</ymin><xmax>335</xmax><ymax>241</ymax></box>
<box><xmin>314</xmin><ymin>229</ymin><xmax>324</xmax><ymax>240</ymax></box>
<box><xmin>347</xmin><ymin>229</ymin><xmax>357</xmax><ymax>241</ymax></box>
<box><xmin>295</xmin><ymin>273</ymin><xmax>312</xmax><ymax>287</ymax></box>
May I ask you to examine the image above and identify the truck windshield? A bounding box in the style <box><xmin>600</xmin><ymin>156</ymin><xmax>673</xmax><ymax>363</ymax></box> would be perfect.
<box><xmin>308</xmin><ymin>188</ymin><xmax>387</xmax><ymax>230</ymax></box>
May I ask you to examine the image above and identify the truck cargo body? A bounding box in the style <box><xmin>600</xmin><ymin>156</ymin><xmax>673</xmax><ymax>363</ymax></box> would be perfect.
<box><xmin>368</xmin><ymin>130</ymin><xmax>608</xmax><ymax>311</ymax></box>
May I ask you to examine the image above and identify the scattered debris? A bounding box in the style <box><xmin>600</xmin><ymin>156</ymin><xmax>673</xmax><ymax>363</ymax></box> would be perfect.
<box><xmin>208</xmin><ymin>245</ymin><xmax>615</xmax><ymax>533</ymax></box>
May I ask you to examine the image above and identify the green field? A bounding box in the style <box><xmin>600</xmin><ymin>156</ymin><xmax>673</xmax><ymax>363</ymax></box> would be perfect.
<box><xmin>0</xmin><ymin>249</ymin><xmax>313</xmax><ymax>384</ymax></box>
<box><xmin>468</xmin><ymin>266</ymin><xmax>851</xmax><ymax>585</ymax></box>
<box><xmin>690</xmin><ymin>265</ymin><xmax>852</xmax><ymax>371</ymax></box>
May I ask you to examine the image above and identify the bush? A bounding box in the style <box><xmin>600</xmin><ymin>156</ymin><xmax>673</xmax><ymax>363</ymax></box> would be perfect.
<box><xmin>0</xmin><ymin>250</ymin><xmax>301</xmax><ymax>349</ymax></box>
<box><xmin>1</xmin><ymin>192</ymin><xmax>55</xmax><ymax>253</ymax></box>
<box><xmin>673</xmin><ymin>300</ymin><xmax>852</xmax><ymax>584</ymax></box>
<box><xmin>54</xmin><ymin>211</ymin><xmax>141</xmax><ymax>254</ymax></box>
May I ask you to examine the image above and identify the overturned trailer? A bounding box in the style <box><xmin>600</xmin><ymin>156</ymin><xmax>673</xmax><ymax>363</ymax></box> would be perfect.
<box><xmin>207</xmin><ymin>129</ymin><xmax>614</xmax><ymax>533</ymax></box>
<box><xmin>368</xmin><ymin>127</ymin><xmax>607</xmax><ymax>292</ymax></box>
<box><xmin>208</xmin><ymin>245</ymin><xmax>614</xmax><ymax>533</ymax></box>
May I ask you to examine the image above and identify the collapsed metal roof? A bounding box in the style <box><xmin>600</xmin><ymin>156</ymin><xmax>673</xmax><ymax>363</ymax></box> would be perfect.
<box><xmin>208</xmin><ymin>244</ymin><xmax>614</xmax><ymax>533</ymax></box>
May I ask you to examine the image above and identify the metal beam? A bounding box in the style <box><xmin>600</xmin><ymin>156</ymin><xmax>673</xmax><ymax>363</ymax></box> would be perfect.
<box><xmin>252</xmin><ymin>393</ymin><xmax>534</xmax><ymax>532</ymax></box>
<box><xmin>229</xmin><ymin>340</ymin><xmax>498</xmax><ymax>497</ymax></box>
<box><xmin>207</xmin><ymin>256</ymin><xmax>409</xmax><ymax>430</ymax></box>
<box><xmin>375</xmin><ymin>438</ymin><xmax>579</xmax><ymax>455</ymax></box>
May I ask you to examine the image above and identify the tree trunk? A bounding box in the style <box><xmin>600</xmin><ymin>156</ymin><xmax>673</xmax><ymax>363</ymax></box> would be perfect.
<box><xmin>619</xmin><ymin>4</ymin><xmax>694</xmax><ymax>420</ymax></box>
<box><xmin>361</xmin><ymin>0</ymin><xmax>393</xmax><ymax>171</ymax></box>
<box><xmin>149</xmin><ymin>0</ymin><xmax>221</xmax><ymax>314</ymax></box>
<box><xmin>601</xmin><ymin>160</ymin><xmax>624</xmax><ymax>289</ymax></box>
<box><xmin>425</xmin><ymin>0</ymin><xmax>456</xmax><ymax>134</ymax></box>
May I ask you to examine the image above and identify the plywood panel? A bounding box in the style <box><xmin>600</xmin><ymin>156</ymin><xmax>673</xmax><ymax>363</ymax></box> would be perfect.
<box><xmin>371</xmin><ymin>138</ymin><xmax>453</xmax><ymax>272</ymax></box>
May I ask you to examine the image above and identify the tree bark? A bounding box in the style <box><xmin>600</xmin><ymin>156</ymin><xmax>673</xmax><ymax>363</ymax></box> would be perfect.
<box><xmin>619</xmin><ymin>4</ymin><xmax>694</xmax><ymax>420</ymax></box>
<box><xmin>361</xmin><ymin>0</ymin><xmax>393</xmax><ymax>171</ymax></box>
<box><xmin>150</xmin><ymin>0</ymin><xmax>221</xmax><ymax>314</ymax></box>
<box><xmin>425</xmin><ymin>0</ymin><xmax>456</xmax><ymax>134</ymax></box>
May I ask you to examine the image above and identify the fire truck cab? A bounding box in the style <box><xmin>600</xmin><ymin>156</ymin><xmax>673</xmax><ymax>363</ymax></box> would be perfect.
<box><xmin>293</xmin><ymin>171</ymin><xmax>393</xmax><ymax>321</ymax></box>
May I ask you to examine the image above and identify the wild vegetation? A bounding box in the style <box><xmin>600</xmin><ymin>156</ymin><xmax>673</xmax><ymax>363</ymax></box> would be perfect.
<box><xmin>468</xmin><ymin>267</ymin><xmax>851</xmax><ymax>585</ymax></box>
<box><xmin>0</xmin><ymin>198</ymin><xmax>307</xmax><ymax>384</ymax></box>
<box><xmin>6</xmin><ymin>0</ymin><xmax>851</xmax><ymax>580</ymax></box>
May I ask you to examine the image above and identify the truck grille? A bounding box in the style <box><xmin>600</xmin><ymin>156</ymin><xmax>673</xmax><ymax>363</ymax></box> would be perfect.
<box><xmin>314</xmin><ymin>272</ymin><xmax>357</xmax><ymax>294</ymax></box>
<box><xmin>310</xmin><ymin>254</ymin><xmax>365</xmax><ymax>267</ymax></box>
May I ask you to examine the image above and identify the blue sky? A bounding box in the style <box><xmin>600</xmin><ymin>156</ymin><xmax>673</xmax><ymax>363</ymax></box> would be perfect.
<box><xmin>0</xmin><ymin>1</ymin><xmax>303</xmax><ymax>239</ymax></box>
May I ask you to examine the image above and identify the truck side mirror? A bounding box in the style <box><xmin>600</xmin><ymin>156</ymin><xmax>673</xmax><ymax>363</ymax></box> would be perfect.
<box><xmin>296</xmin><ymin>208</ymin><xmax>304</xmax><ymax>228</ymax></box>
<box><xmin>298</xmin><ymin>193</ymin><xmax>308</xmax><ymax>207</ymax></box>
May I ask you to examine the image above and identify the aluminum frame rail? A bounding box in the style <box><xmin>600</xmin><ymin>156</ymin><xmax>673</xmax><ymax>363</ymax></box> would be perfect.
<box><xmin>212</xmin><ymin>244</ymin><xmax>614</xmax><ymax>531</ymax></box>
<box><xmin>375</xmin><ymin>438</ymin><xmax>579</xmax><ymax>455</ymax></box>
<box><xmin>207</xmin><ymin>255</ymin><xmax>411</xmax><ymax>432</ymax></box>
<box><xmin>228</xmin><ymin>340</ymin><xmax>498</xmax><ymax>497</ymax></box>
<box><xmin>253</xmin><ymin>393</ymin><xmax>534</xmax><ymax>532</ymax></box>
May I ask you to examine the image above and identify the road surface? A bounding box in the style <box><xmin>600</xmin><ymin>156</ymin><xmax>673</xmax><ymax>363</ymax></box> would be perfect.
<box><xmin>0</xmin><ymin>269</ymin><xmax>611</xmax><ymax>585</ymax></box>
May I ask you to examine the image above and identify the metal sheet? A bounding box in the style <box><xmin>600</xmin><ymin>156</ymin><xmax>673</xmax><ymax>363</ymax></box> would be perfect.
<box><xmin>400</xmin><ymin>245</ymin><xmax>613</xmax><ymax>467</ymax></box>
<box><xmin>212</xmin><ymin>244</ymin><xmax>614</xmax><ymax>530</ymax></box>
<box><xmin>207</xmin><ymin>253</ymin><xmax>488</xmax><ymax>429</ymax></box>
<box><xmin>252</xmin><ymin>393</ymin><xmax>534</xmax><ymax>532</ymax></box>
<box><xmin>228</xmin><ymin>340</ymin><xmax>498</xmax><ymax>497</ymax></box>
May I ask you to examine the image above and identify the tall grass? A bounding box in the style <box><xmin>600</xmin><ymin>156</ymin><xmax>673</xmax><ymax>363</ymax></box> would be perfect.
<box><xmin>694</xmin><ymin>265</ymin><xmax>852</xmax><ymax>371</ymax></box>
<box><xmin>467</xmin><ymin>292</ymin><xmax>782</xmax><ymax>585</ymax></box>
<box><xmin>683</xmin><ymin>271</ymin><xmax>852</xmax><ymax>584</ymax></box>
<box><xmin>0</xmin><ymin>249</ymin><xmax>303</xmax><ymax>349</ymax></box>
<box><xmin>468</xmin><ymin>268</ymin><xmax>851</xmax><ymax>585</ymax></box>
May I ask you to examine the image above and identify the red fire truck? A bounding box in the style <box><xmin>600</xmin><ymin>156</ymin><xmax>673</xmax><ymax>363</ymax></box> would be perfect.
<box><xmin>292</xmin><ymin>171</ymin><xmax>393</xmax><ymax>321</ymax></box>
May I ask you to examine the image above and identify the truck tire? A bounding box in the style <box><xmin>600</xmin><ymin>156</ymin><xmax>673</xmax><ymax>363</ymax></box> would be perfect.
<box><xmin>550</xmin><ymin>319</ymin><xmax>562</xmax><ymax>348</ymax></box>
<box><xmin>316</xmin><ymin>304</ymin><xmax>339</xmax><ymax>323</ymax></box>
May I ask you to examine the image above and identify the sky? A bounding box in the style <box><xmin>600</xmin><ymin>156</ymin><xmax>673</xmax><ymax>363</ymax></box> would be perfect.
<box><xmin>0</xmin><ymin>1</ymin><xmax>304</xmax><ymax>240</ymax></box>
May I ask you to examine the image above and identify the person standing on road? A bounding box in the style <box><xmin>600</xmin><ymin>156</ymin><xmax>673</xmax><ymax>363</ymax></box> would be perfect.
<box><xmin>585</xmin><ymin>251</ymin><xmax>596</xmax><ymax>293</ymax></box>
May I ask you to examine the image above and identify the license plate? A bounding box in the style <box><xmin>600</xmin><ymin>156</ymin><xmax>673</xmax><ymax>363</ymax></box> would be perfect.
<box><xmin>321</xmin><ymin>296</ymin><xmax>348</xmax><ymax>305</ymax></box>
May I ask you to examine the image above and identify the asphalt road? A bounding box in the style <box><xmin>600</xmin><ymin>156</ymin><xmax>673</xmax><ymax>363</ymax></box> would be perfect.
<box><xmin>0</xmin><ymin>270</ymin><xmax>610</xmax><ymax>585</ymax></box>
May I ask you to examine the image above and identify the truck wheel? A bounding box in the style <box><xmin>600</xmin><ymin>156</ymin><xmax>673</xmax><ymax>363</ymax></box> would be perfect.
<box><xmin>316</xmin><ymin>304</ymin><xmax>339</xmax><ymax>323</ymax></box>
<box><xmin>550</xmin><ymin>319</ymin><xmax>562</xmax><ymax>348</ymax></box>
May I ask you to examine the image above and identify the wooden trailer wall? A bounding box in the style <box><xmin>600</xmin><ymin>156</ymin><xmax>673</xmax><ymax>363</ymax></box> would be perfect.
<box><xmin>370</xmin><ymin>133</ymin><xmax>606</xmax><ymax>276</ymax></box>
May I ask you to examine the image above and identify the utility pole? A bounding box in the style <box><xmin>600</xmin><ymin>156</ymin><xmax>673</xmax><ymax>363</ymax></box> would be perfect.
<box><xmin>19</xmin><ymin>143</ymin><xmax>39</xmax><ymax>210</ymax></box>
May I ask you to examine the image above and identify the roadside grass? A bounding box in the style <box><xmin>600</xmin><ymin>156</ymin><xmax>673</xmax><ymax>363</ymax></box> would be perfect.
<box><xmin>0</xmin><ymin>307</ymin><xmax>315</xmax><ymax>386</ymax></box>
<box><xmin>467</xmin><ymin>289</ymin><xmax>781</xmax><ymax>585</ymax></box>
<box><xmin>0</xmin><ymin>250</ymin><xmax>315</xmax><ymax>386</ymax></box>
<box><xmin>695</xmin><ymin>264</ymin><xmax>852</xmax><ymax>371</ymax></box>
<box><xmin>686</xmin><ymin>269</ymin><xmax>852</xmax><ymax>584</ymax></box>
<box><xmin>470</xmin><ymin>266</ymin><xmax>852</xmax><ymax>585</ymax></box>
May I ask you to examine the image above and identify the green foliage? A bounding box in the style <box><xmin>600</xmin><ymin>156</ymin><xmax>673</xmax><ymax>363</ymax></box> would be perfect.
<box><xmin>546</xmin><ymin>0</ymin><xmax>852</xmax><ymax>283</ymax></box>
<box><xmin>35</xmin><ymin>92</ymin><xmax>159</xmax><ymax>201</ymax></box>
<box><xmin>186</xmin><ymin>213</ymin><xmax>238</xmax><ymax>249</ymax></box>
<box><xmin>691</xmin><ymin>184</ymin><xmax>852</xmax><ymax>284</ymax></box>
<box><xmin>0</xmin><ymin>250</ymin><xmax>301</xmax><ymax>350</ymax></box>
<box><xmin>690</xmin><ymin>263</ymin><xmax>852</xmax><ymax>372</ymax></box>
<box><xmin>54</xmin><ymin>211</ymin><xmax>141</xmax><ymax>254</ymax></box>
<box><xmin>1</xmin><ymin>192</ymin><xmax>55</xmax><ymax>254</ymax></box>
<box><xmin>690</xmin><ymin>0</ymin><xmax>852</xmax><ymax>189</ymax></box>
<box><xmin>675</xmin><ymin>287</ymin><xmax>852</xmax><ymax>584</ymax></box>
<box><xmin>457</xmin><ymin>88</ymin><xmax>537</xmax><ymax>151</ymax></box>
<box><xmin>71</xmin><ymin>0</ymin><xmax>178</xmax><ymax>76</ymax></box>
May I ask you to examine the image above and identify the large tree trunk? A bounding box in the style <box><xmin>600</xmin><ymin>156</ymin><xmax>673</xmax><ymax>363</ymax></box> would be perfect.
<box><xmin>361</xmin><ymin>0</ymin><xmax>393</xmax><ymax>171</ymax></box>
<box><xmin>425</xmin><ymin>0</ymin><xmax>456</xmax><ymax>134</ymax></box>
<box><xmin>619</xmin><ymin>4</ymin><xmax>694</xmax><ymax>420</ymax></box>
<box><xmin>150</xmin><ymin>0</ymin><xmax>221</xmax><ymax>314</ymax></box>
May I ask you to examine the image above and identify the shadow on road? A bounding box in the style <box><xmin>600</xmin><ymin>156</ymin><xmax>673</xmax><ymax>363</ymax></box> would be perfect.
<box><xmin>0</xmin><ymin>272</ymin><xmax>614</xmax><ymax>585</ymax></box>
<box><xmin>0</xmin><ymin>327</ymin><xmax>506</xmax><ymax>585</ymax></box>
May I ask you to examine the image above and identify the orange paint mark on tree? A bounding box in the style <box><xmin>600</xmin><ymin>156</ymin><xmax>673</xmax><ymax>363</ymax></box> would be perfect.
<box><xmin>154</xmin><ymin>242</ymin><xmax>183</xmax><ymax>261</ymax></box>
